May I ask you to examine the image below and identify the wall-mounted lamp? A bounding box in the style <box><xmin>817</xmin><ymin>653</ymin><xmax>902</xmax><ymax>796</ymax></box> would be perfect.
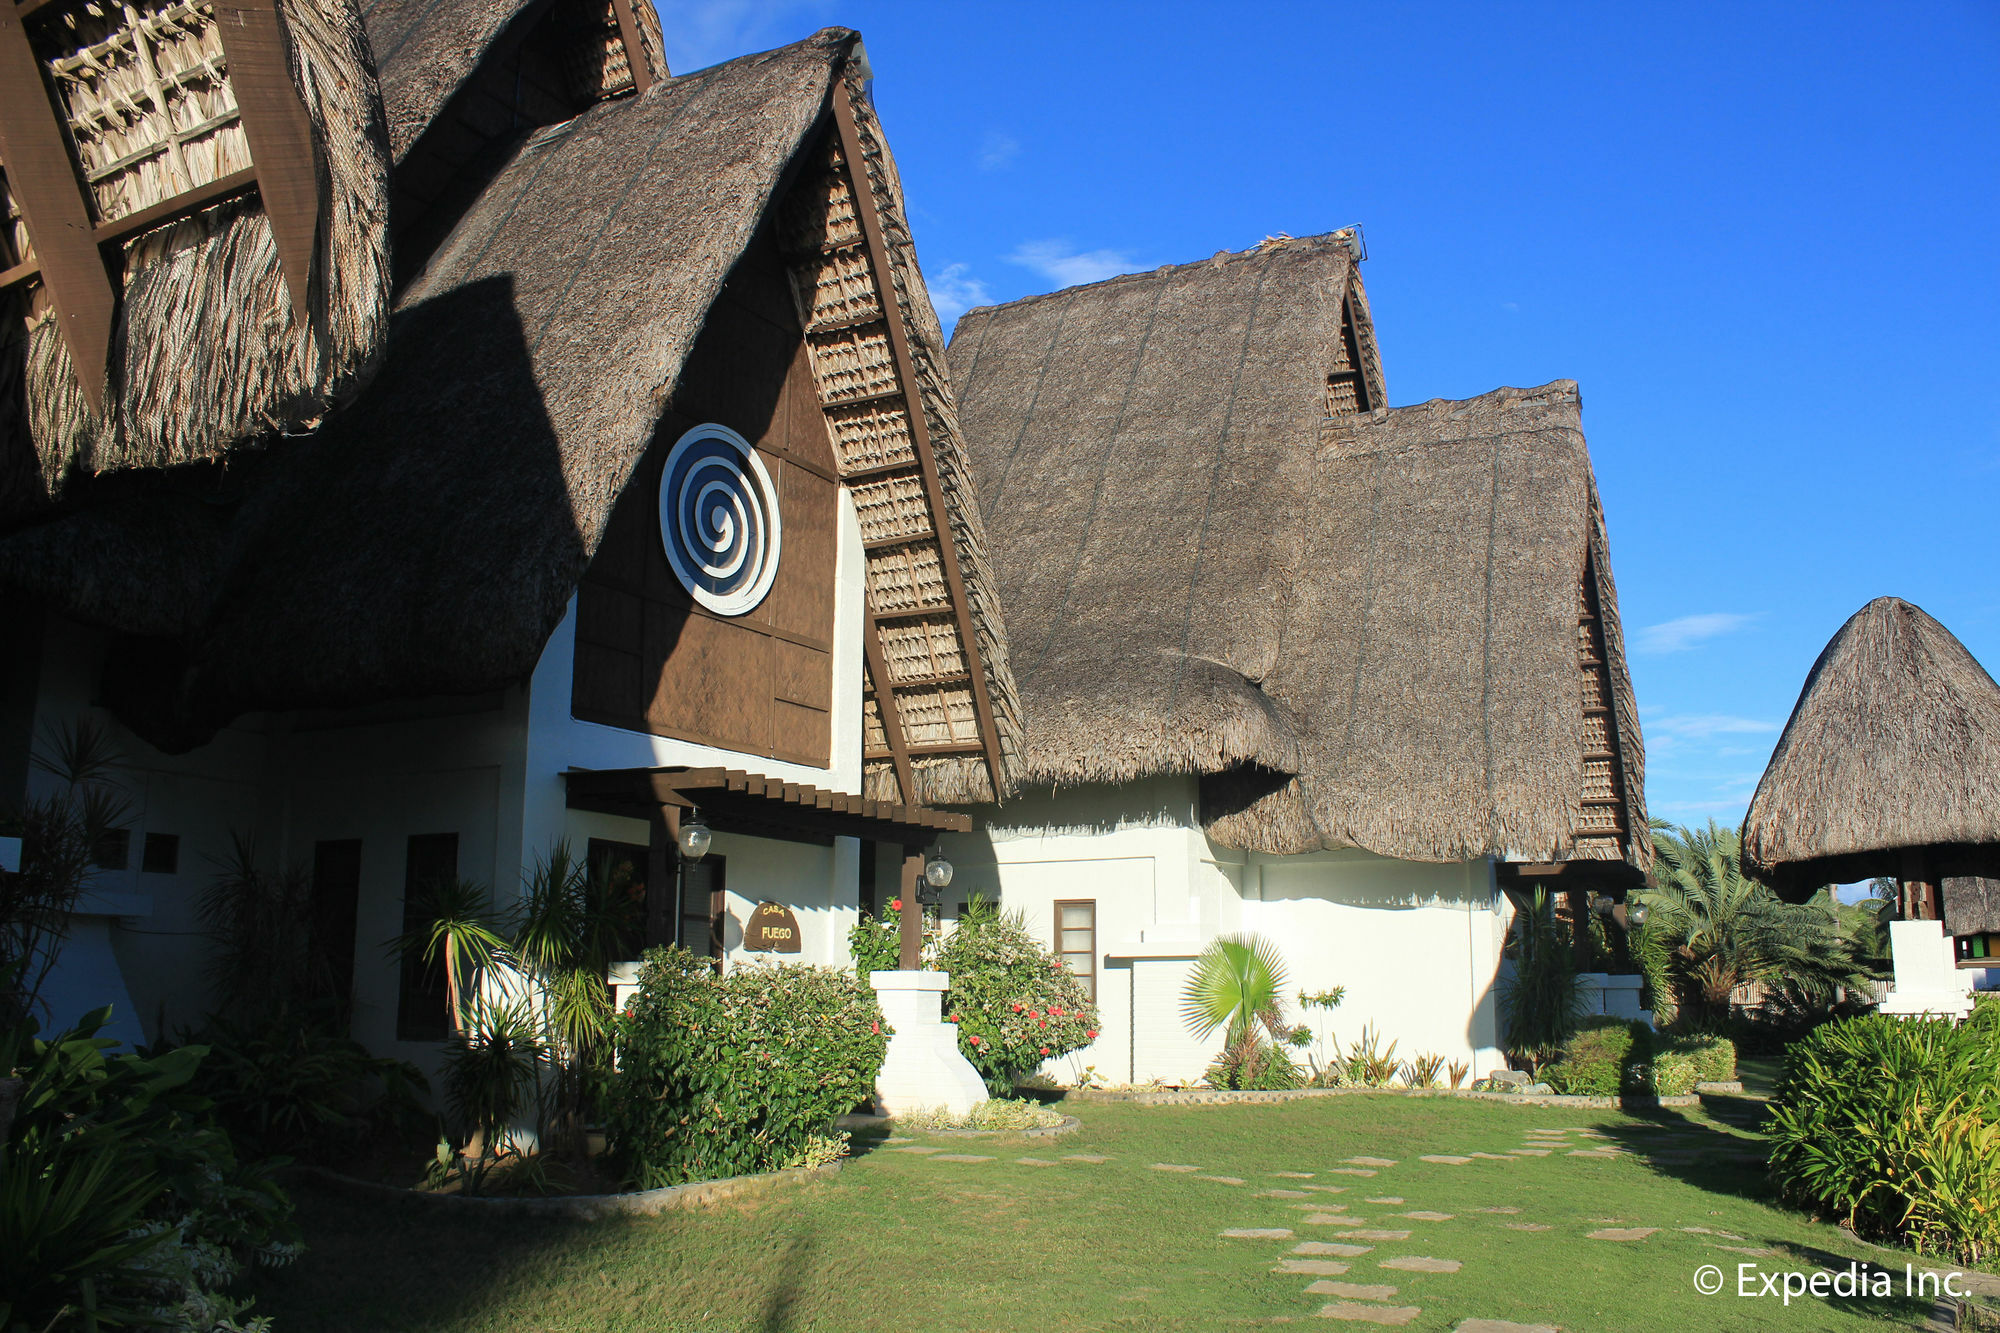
<box><xmin>677</xmin><ymin>809</ymin><xmax>712</xmax><ymax>863</ymax></box>
<box><xmin>917</xmin><ymin>848</ymin><xmax>953</xmax><ymax>905</ymax></box>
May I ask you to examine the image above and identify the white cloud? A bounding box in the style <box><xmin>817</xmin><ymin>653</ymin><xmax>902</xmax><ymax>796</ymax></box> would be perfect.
<box><xmin>927</xmin><ymin>263</ymin><xmax>993</xmax><ymax>330</ymax></box>
<box><xmin>979</xmin><ymin>132</ymin><xmax>1020</xmax><ymax>170</ymax></box>
<box><xmin>1636</xmin><ymin>612</ymin><xmax>1758</xmax><ymax>654</ymax></box>
<box><xmin>1006</xmin><ymin>240</ymin><xmax>1142</xmax><ymax>288</ymax></box>
<box><xmin>1644</xmin><ymin>714</ymin><xmax>1781</xmax><ymax>742</ymax></box>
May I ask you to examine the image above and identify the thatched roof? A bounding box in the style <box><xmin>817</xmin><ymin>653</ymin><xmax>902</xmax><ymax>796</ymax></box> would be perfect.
<box><xmin>1</xmin><ymin>0</ymin><xmax>391</xmax><ymax>519</ymax></box>
<box><xmin>1742</xmin><ymin>596</ymin><xmax>2000</xmax><ymax>904</ymax></box>
<box><xmin>948</xmin><ymin>238</ymin><xmax>1646</xmax><ymax>870</ymax></box>
<box><xmin>5</xmin><ymin>30</ymin><xmax>999</xmax><ymax>755</ymax></box>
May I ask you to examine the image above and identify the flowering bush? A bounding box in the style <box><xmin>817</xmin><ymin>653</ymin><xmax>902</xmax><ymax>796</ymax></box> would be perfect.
<box><xmin>847</xmin><ymin>898</ymin><xmax>939</xmax><ymax>977</ymax></box>
<box><xmin>606</xmin><ymin>948</ymin><xmax>889</xmax><ymax>1189</ymax></box>
<box><xmin>935</xmin><ymin>905</ymin><xmax>1098</xmax><ymax>1092</ymax></box>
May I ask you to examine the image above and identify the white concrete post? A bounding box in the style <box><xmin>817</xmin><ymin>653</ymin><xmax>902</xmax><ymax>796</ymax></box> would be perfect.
<box><xmin>1878</xmin><ymin>920</ymin><xmax>1974</xmax><ymax>1020</ymax></box>
<box><xmin>870</xmin><ymin>970</ymin><xmax>987</xmax><ymax>1117</ymax></box>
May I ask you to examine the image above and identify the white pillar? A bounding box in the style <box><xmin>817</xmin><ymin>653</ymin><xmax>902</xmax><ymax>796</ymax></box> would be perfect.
<box><xmin>870</xmin><ymin>970</ymin><xmax>988</xmax><ymax>1117</ymax></box>
<box><xmin>1878</xmin><ymin>920</ymin><xmax>1974</xmax><ymax>1020</ymax></box>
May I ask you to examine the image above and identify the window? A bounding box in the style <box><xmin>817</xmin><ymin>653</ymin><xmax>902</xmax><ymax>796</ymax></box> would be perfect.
<box><xmin>312</xmin><ymin>840</ymin><xmax>363</xmax><ymax>1024</ymax></box>
<box><xmin>140</xmin><ymin>832</ymin><xmax>179</xmax><ymax>874</ymax></box>
<box><xmin>1055</xmin><ymin>900</ymin><xmax>1097</xmax><ymax>1001</ymax></box>
<box><xmin>93</xmin><ymin>828</ymin><xmax>131</xmax><ymax>870</ymax></box>
<box><xmin>587</xmin><ymin>838</ymin><xmax>652</xmax><ymax>959</ymax></box>
<box><xmin>396</xmin><ymin>833</ymin><xmax>458</xmax><ymax>1041</ymax></box>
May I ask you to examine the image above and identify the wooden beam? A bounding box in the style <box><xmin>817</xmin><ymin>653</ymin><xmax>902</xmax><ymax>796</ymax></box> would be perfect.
<box><xmin>898</xmin><ymin>847</ymin><xmax>923</xmax><ymax>969</ymax></box>
<box><xmin>0</xmin><ymin>255</ymin><xmax>40</xmax><ymax>291</ymax></box>
<box><xmin>214</xmin><ymin>0</ymin><xmax>319</xmax><ymax>318</ymax></box>
<box><xmin>93</xmin><ymin>165</ymin><xmax>257</xmax><ymax>247</ymax></box>
<box><xmin>0</xmin><ymin>9</ymin><xmax>115</xmax><ymax>411</ymax></box>
<box><xmin>863</xmin><ymin>618</ymin><xmax>916</xmax><ymax>803</ymax></box>
<box><xmin>606</xmin><ymin>0</ymin><xmax>656</xmax><ymax>95</ymax></box>
<box><xmin>831</xmin><ymin>80</ymin><xmax>1006</xmax><ymax>803</ymax></box>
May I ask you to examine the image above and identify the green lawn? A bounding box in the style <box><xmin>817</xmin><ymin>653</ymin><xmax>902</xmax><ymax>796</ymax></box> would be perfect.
<box><xmin>249</xmin><ymin>1093</ymin><xmax>1955</xmax><ymax>1331</ymax></box>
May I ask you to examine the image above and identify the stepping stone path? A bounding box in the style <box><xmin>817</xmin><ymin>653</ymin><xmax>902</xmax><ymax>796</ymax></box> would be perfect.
<box><xmin>891</xmin><ymin>1145</ymin><xmax>942</xmax><ymax>1154</ymax></box>
<box><xmin>933</xmin><ymin>1153</ymin><xmax>993</xmax><ymax>1163</ymax></box>
<box><xmin>1014</xmin><ymin>1157</ymin><xmax>1057</xmax><ymax>1167</ymax></box>
<box><xmin>1468</xmin><ymin>1152</ymin><xmax>1514</xmax><ymax>1160</ymax></box>
<box><xmin>1475</xmin><ymin>1206</ymin><xmax>1520</xmax><ymax>1214</ymax></box>
<box><xmin>1454</xmin><ymin>1322</ymin><xmax>1558</xmax><ymax>1333</ymax></box>
<box><xmin>1501</xmin><ymin>1222</ymin><xmax>1551</xmax><ymax>1232</ymax></box>
<box><xmin>1398</xmin><ymin>1211</ymin><xmax>1454</xmax><ymax>1222</ymax></box>
<box><xmin>1308</xmin><ymin>1281</ymin><xmax>1400</xmax><ymax>1300</ymax></box>
<box><xmin>1198</xmin><ymin>1175</ymin><xmax>1246</xmax><ymax>1185</ymax></box>
<box><xmin>1302</xmin><ymin>1184</ymin><xmax>1350</xmax><ymax>1193</ymax></box>
<box><xmin>1332</xmin><ymin>1229</ymin><xmax>1412</xmax><ymax>1241</ymax></box>
<box><xmin>1680</xmin><ymin>1226</ymin><xmax>1743</xmax><ymax>1239</ymax></box>
<box><xmin>1508</xmin><ymin>1149</ymin><xmax>1551</xmax><ymax>1156</ymax></box>
<box><xmin>1063</xmin><ymin>1154</ymin><xmax>1107</xmax><ymax>1163</ymax></box>
<box><xmin>1150</xmin><ymin>1163</ymin><xmax>1200</xmax><ymax>1172</ymax></box>
<box><xmin>1566</xmin><ymin>1149</ymin><xmax>1618</xmax><ymax>1159</ymax></box>
<box><xmin>1586</xmin><ymin>1227</ymin><xmax>1656</xmax><ymax>1241</ymax></box>
<box><xmin>1258</xmin><ymin>1189</ymin><xmax>1312</xmax><ymax>1198</ymax></box>
<box><xmin>1317</xmin><ymin>1301</ymin><xmax>1422</xmax><ymax>1324</ymax></box>
<box><xmin>1326</xmin><ymin>1167</ymin><xmax>1379</xmax><ymax>1176</ymax></box>
<box><xmin>1715</xmin><ymin>1244</ymin><xmax>1777</xmax><ymax>1257</ymax></box>
<box><xmin>1364</xmin><ymin>1197</ymin><xmax>1404</xmax><ymax>1204</ymax></box>
<box><xmin>1380</xmin><ymin>1256</ymin><xmax>1462</xmax><ymax>1273</ymax></box>
<box><xmin>1420</xmin><ymin>1155</ymin><xmax>1474</xmax><ymax>1165</ymax></box>
<box><xmin>1275</xmin><ymin>1171</ymin><xmax>1317</xmax><ymax>1179</ymax></box>
<box><xmin>1304</xmin><ymin>1213</ymin><xmax>1360</xmax><ymax>1225</ymax></box>
<box><xmin>1221</xmin><ymin>1227</ymin><xmax>1294</xmax><ymax>1240</ymax></box>
<box><xmin>1276</xmin><ymin>1259</ymin><xmax>1353</xmax><ymax>1275</ymax></box>
<box><xmin>1345</xmin><ymin>1156</ymin><xmax>1398</xmax><ymax>1167</ymax></box>
<box><xmin>1295</xmin><ymin>1241</ymin><xmax>1374</xmax><ymax>1257</ymax></box>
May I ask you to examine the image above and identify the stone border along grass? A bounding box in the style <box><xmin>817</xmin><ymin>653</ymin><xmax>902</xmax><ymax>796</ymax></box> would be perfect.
<box><xmin>287</xmin><ymin>1160</ymin><xmax>842</xmax><ymax>1221</ymax></box>
<box><xmin>1064</xmin><ymin>1086</ymin><xmax>1704</xmax><ymax>1110</ymax></box>
<box><xmin>838</xmin><ymin>1113</ymin><xmax>1083</xmax><ymax>1139</ymax></box>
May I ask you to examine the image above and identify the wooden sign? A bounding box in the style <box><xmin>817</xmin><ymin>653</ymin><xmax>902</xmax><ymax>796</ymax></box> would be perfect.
<box><xmin>745</xmin><ymin>901</ymin><xmax>802</xmax><ymax>953</ymax></box>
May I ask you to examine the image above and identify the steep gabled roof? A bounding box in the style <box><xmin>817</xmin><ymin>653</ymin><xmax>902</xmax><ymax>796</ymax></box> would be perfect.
<box><xmin>1742</xmin><ymin>596</ymin><xmax>2000</xmax><ymax>906</ymax></box>
<box><xmin>950</xmin><ymin>238</ymin><xmax>1645</xmax><ymax>872</ymax></box>
<box><xmin>2</xmin><ymin>29</ymin><xmax>1020</xmax><ymax>782</ymax></box>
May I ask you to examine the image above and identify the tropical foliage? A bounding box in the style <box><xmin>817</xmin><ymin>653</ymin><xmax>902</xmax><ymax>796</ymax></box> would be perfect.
<box><xmin>1</xmin><ymin>1005</ymin><xmax>298</xmax><ymax>1332</ymax></box>
<box><xmin>1540</xmin><ymin>1017</ymin><xmax>1653</xmax><ymax>1096</ymax></box>
<box><xmin>1497</xmin><ymin>888</ymin><xmax>1584</xmax><ymax>1071</ymax></box>
<box><xmin>846</xmin><ymin>895</ymin><xmax>939</xmax><ymax>976</ymax></box>
<box><xmin>1639</xmin><ymin>821</ymin><xmax>1885</xmax><ymax>1031</ymax></box>
<box><xmin>936</xmin><ymin>900</ymin><xmax>1098</xmax><ymax>1092</ymax></box>
<box><xmin>1767</xmin><ymin>1012</ymin><xmax>2000</xmax><ymax>1266</ymax></box>
<box><xmin>605</xmin><ymin>948</ymin><xmax>887</xmax><ymax>1189</ymax></box>
<box><xmin>1183</xmin><ymin>934</ymin><xmax>1301</xmax><ymax>1090</ymax></box>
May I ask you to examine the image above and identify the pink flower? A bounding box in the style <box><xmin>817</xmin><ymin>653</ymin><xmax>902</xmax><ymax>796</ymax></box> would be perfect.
<box><xmin>870</xmin><ymin>1021</ymin><xmax>880</xmax><ymax>1034</ymax></box>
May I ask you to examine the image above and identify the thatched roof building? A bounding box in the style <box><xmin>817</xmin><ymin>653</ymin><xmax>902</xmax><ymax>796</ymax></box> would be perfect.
<box><xmin>1</xmin><ymin>0</ymin><xmax>391</xmax><ymax>519</ymax></box>
<box><xmin>1742</xmin><ymin>596</ymin><xmax>2000</xmax><ymax>930</ymax></box>
<box><xmin>0</xmin><ymin>27</ymin><xmax>1023</xmax><ymax>803</ymax></box>
<box><xmin>948</xmin><ymin>236</ymin><xmax>1646</xmax><ymax>875</ymax></box>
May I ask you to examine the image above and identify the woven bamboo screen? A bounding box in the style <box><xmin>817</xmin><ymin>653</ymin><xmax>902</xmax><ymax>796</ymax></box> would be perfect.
<box><xmin>1572</xmin><ymin>554</ymin><xmax>1631</xmax><ymax>861</ymax></box>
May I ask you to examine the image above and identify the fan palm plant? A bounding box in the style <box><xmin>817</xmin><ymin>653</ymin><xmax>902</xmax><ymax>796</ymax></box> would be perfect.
<box><xmin>389</xmin><ymin>877</ymin><xmax>508</xmax><ymax>1038</ymax></box>
<box><xmin>1182</xmin><ymin>934</ymin><xmax>1298</xmax><ymax>1088</ymax></box>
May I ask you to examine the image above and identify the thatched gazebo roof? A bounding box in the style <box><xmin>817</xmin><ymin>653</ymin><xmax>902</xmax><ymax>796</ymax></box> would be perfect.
<box><xmin>1</xmin><ymin>29</ymin><xmax>1022</xmax><ymax>788</ymax></box>
<box><xmin>948</xmin><ymin>237</ymin><xmax>1647</xmax><ymax>875</ymax></box>
<box><xmin>1741</xmin><ymin>596</ymin><xmax>2000</xmax><ymax>928</ymax></box>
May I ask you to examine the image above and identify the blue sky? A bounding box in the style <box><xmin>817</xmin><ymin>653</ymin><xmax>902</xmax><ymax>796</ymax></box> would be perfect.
<box><xmin>664</xmin><ymin>2</ymin><xmax>2000</xmax><ymax>832</ymax></box>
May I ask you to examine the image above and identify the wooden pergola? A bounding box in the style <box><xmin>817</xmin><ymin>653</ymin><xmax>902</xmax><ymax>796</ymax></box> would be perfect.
<box><xmin>563</xmin><ymin>765</ymin><xmax>969</xmax><ymax>968</ymax></box>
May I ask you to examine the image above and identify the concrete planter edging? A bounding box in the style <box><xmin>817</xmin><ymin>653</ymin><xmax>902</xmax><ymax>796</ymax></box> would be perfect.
<box><xmin>1063</xmin><ymin>1086</ymin><xmax>1705</xmax><ymax>1110</ymax></box>
<box><xmin>288</xmin><ymin>1160</ymin><xmax>841</xmax><ymax>1220</ymax></box>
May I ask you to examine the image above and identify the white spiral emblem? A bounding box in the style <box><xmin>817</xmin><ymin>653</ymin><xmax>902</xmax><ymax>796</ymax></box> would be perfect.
<box><xmin>658</xmin><ymin>424</ymin><xmax>782</xmax><ymax>616</ymax></box>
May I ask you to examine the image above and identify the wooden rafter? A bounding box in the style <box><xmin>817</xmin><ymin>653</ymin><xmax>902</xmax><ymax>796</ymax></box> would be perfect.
<box><xmin>606</xmin><ymin>0</ymin><xmax>656</xmax><ymax>94</ymax></box>
<box><xmin>862</xmin><ymin>620</ymin><xmax>916</xmax><ymax>804</ymax></box>
<box><xmin>214</xmin><ymin>0</ymin><xmax>320</xmax><ymax>316</ymax></box>
<box><xmin>830</xmin><ymin>79</ymin><xmax>1005</xmax><ymax>800</ymax></box>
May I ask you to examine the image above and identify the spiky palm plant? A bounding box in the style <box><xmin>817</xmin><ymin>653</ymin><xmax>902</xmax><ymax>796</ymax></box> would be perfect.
<box><xmin>1183</xmin><ymin>934</ymin><xmax>1298</xmax><ymax>1087</ymax></box>
<box><xmin>1642</xmin><ymin>820</ymin><xmax>1883</xmax><ymax>1030</ymax></box>
<box><xmin>1497</xmin><ymin>888</ymin><xmax>1583</xmax><ymax>1070</ymax></box>
<box><xmin>389</xmin><ymin>877</ymin><xmax>508</xmax><ymax>1038</ymax></box>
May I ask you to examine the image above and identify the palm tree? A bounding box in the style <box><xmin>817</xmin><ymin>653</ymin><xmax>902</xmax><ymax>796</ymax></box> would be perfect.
<box><xmin>390</xmin><ymin>876</ymin><xmax>509</xmax><ymax>1038</ymax></box>
<box><xmin>1497</xmin><ymin>887</ymin><xmax>1584</xmax><ymax>1070</ymax></box>
<box><xmin>1182</xmin><ymin>934</ymin><xmax>1295</xmax><ymax>1086</ymax></box>
<box><xmin>1640</xmin><ymin>820</ymin><xmax>1883</xmax><ymax>1029</ymax></box>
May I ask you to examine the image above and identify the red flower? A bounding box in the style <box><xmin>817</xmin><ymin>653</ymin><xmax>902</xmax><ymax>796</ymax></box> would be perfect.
<box><xmin>889</xmin><ymin>898</ymin><xmax>902</xmax><ymax>911</ymax></box>
<box><xmin>949</xmin><ymin>1013</ymin><xmax>961</xmax><ymax>1023</ymax></box>
<box><xmin>1028</xmin><ymin>1009</ymin><xmax>1040</xmax><ymax>1019</ymax></box>
<box><xmin>871</xmin><ymin>1021</ymin><xmax>880</xmax><ymax>1034</ymax></box>
<box><xmin>1038</xmin><ymin>1019</ymin><xmax>1047</xmax><ymax>1028</ymax></box>
<box><xmin>1039</xmin><ymin>1046</ymin><xmax>1049</xmax><ymax>1055</ymax></box>
<box><xmin>1050</xmin><ymin>1006</ymin><xmax>1063</xmax><ymax>1017</ymax></box>
<box><xmin>969</xmin><ymin>1035</ymin><xmax>982</xmax><ymax>1045</ymax></box>
<box><xmin>1011</xmin><ymin>1002</ymin><xmax>1023</xmax><ymax>1012</ymax></box>
<box><xmin>1088</xmin><ymin>1029</ymin><xmax>1099</xmax><ymax>1039</ymax></box>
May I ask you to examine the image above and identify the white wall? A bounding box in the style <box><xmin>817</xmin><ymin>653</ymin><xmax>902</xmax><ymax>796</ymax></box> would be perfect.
<box><xmin>944</xmin><ymin>778</ymin><xmax>1508</xmax><ymax>1086</ymax></box>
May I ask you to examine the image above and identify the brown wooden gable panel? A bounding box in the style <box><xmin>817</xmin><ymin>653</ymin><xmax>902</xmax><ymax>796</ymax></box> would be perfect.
<box><xmin>572</xmin><ymin>219</ymin><xmax>835</xmax><ymax>768</ymax></box>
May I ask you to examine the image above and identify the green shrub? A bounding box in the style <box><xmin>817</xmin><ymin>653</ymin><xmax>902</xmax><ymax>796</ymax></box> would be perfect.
<box><xmin>936</xmin><ymin>906</ymin><xmax>1098</xmax><ymax>1093</ymax></box>
<box><xmin>847</xmin><ymin>898</ymin><xmax>939</xmax><ymax>978</ymax></box>
<box><xmin>893</xmin><ymin>1097</ymin><xmax>1066</xmax><ymax>1131</ymax></box>
<box><xmin>188</xmin><ymin>1010</ymin><xmax>428</xmax><ymax>1163</ymax></box>
<box><xmin>1540</xmin><ymin>1018</ymin><xmax>1653</xmax><ymax>1096</ymax></box>
<box><xmin>1498</xmin><ymin>888</ymin><xmax>1585</xmax><ymax>1069</ymax></box>
<box><xmin>1203</xmin><ymin>1042</ymin><xmax>1304</xmax><ymax>1090</ymax></box>
<box><xmin>1</xmin><ymin>1005</ymin><xmax>299</xmax><ymax>1332</ymax></box>
<box><xmin>1767</xmin><ymin>1013</ymin><xmax>2000</xmax><ymax>1264</ymax></box>
<box><xmin>607</xmin><ymin>948</ymin><xmax>888</xmax><ymax>1190</ymax></box>
<box><xmin>1652</xmin><ymin>1033</ymin><xmax>1737</xmax><ymax>1095</ymax></box>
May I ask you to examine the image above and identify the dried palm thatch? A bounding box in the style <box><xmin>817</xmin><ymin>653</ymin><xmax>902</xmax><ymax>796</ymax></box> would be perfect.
<box><xmin>1741</xmin><ymin>596</ymin><xmax>2000</xmax><ymax>904</ymax></box>
<box><xmin>5</xmin><ymin>29</ymin><xmax>1009</xmax><ymax>768</ymax></box>
<box><xmin>949</xmin><ymin>239</ymin><xmax>1646</xmax><ymax>872</ymax></box>
<box><xmin>1</xmin><ymin>0</ymin><xmax>390</xmax><ymax>518</ymax></box>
